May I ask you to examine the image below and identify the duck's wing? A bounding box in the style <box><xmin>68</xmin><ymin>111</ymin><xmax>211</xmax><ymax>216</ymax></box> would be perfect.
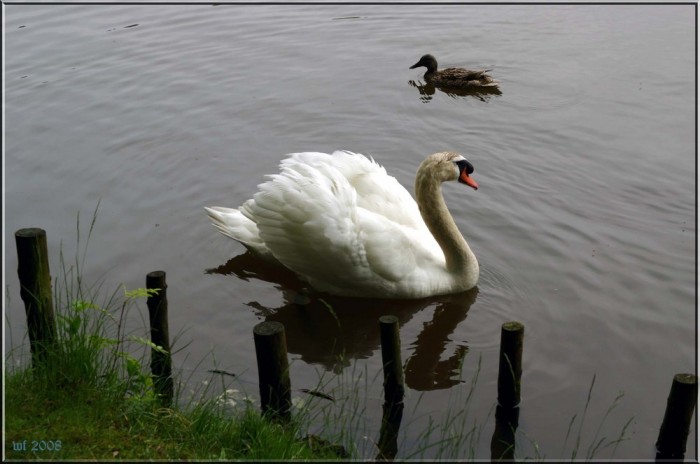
<box><xmin>438</xmin><ymin>68</ymin><xmax>499</xmax><ymax>87</ymax></box>
<box><xmin>248</xmin><ymin>151</ymin><xmax>442</xmax><ymax>296</ymax></box>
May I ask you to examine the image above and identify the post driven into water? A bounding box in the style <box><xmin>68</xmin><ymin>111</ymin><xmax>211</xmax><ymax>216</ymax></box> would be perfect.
<box><xmin>492</xmin><ymin>321</ymin><xmax>524</xmax><ymax>460</ymax></box>
<box><xmin>497</xmin><ymin>321</ymin><xmax>524</xmax><ymax>409</ymax></box>
<box><xmin>377</xmin><ymin>315</ymin><xmax>405</xmax><ymax>460</ymax></box>
<box><xmin>15</xmin><ymin>228</ymin><xmax>56</xmax><ymax>367</ymax></box>
<box><xmin>656</xmin><ymin>373</ymin><xmax>697</xmax><ymax>460</ymax></box>
<box><xmin>379</xmin><ymin>315</ymin><xmax>405</xmax><ymax>404</ymax></box>
<box><xmin>253</xmin><ymin>321</ymin><xmax>291</xmax><ymax>422</ymax></box>
<box><xmin>146</xmin><ymin>270</ymin><xmax>173</xmax><ymax>406</ymax></box>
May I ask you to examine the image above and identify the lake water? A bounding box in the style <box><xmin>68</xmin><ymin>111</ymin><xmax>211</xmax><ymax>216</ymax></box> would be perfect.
<box><xmin>4</xmin><ymin>4</ymin><xmax>696</xmax><ymax>460</ymax></box>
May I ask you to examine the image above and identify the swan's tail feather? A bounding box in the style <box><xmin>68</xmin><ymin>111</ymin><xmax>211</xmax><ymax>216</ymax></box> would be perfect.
<box><xmin>204</xmin><ymin>206</ymin><xmax>243</xmax><ymax>240</ymax></box>
<box><xmin>204</xmin><ymin>206</ymin><xmax>273</xmax><ymax>259</ymax></box>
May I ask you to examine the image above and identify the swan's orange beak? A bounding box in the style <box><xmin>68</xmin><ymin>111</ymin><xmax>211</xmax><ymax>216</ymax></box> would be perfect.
<box><xmin>459</xmin><ymin>171</ymin><xmax>479</xmax><ymax>190</ymax></box>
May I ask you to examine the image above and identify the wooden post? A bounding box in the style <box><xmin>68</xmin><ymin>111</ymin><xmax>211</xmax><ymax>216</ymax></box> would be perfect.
<box><xmin>15</xmin><ymin>228</ymin><xmax>56</xmax><ymax>366</ymax></box>
<box><xmin>146</xmin><ymin>271</ymin><xmax>173</xmax><ymax>406</ymax></box>
<box><xmin>497</xmin><ymin>321</ymin><xmax>524</xmax><ymax>409</ymax></box>
<box><xmin>376</xmin><ymin>315</ymin><xmax>405</xmax><ymax>460</ymax></box>
<box><xmin>253</xmin><ymin>321</ymin><xmax>291</xmax><ymax>421</ymax></box>
<box><xmin>379</xmin><ymin>315</ymin><xmax>405</xmax><ymax>404</ymax></box>
<box><xmin>656</xmin><ymin>373</ymin><xmax>697</xmax><ymax>460</ymax></box>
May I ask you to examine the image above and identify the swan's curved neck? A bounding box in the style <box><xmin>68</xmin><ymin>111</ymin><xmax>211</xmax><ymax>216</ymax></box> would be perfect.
<box><xmin>415</xmin><ymin>171</ymin><xmax>476</xmax><ymax>274</ymax></box>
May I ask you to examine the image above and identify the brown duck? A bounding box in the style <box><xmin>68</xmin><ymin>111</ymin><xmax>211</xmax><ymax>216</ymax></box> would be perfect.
<box><xmin>410</xmin><ymin>54</ymin><xmax>499</xmax><ymax>89</ymax></box>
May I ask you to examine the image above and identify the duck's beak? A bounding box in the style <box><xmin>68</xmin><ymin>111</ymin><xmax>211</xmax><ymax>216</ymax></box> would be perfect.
<box><xmin>459</xmin><ymin>171</ymin><xmax>479</xmax><ymax>190</ymax></box>
<box><xmin>409</xmin><ymin>61</ymin><xmax>421</xmax><ymax>69</ymax></box>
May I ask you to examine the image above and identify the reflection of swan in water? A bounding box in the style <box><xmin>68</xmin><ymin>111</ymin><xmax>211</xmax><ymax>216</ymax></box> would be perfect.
<box><xmin>206</xmin><ymin>252</ymin><xmax>478</xmax><ymax>389</ymax></box>
<box><xmin>404</xmin><ymin>292</ymin><xmax>477</xmax><ymax>390</ymax></box>
<box><xmin>408</xmin><ymin>79</ymin><xmax>502</xmax><ymax>103</ymax></box>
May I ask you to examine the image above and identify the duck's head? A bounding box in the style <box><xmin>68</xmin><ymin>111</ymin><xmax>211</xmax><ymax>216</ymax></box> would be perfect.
<box><xmin>410</xmin><ymin>54</ymin><xmax>438</xmax><ymax>73</ymax></box>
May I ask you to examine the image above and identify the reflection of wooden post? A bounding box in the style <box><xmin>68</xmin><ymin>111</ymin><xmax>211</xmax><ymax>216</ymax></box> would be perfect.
<box><xmin>656</xmin><ymin>373</ymin><xmax>697</xmax><ymax>460</ymax></box>
<box><xmin>497</xmin><ymin>321</ymin><xmax>524</xmax><ymax>408</ymax></box>
<box><xmin>491</xmin><ymin>405</ymin><xmax>519</xmax><ymax>461</ymax></box>
<box><xmin>16</xmin><ymin>228</ymin><xmax>56</xmax><ymax>366</ymax></box>
<box><xmin>377</xmin><ymin>401</ymin><xmax>404</xmax><ymax>460</ymax></box>
<box><xmin>147</xmin><ymin>271</ymin><xmax>173</xmax><ymax>406</ymax></box>
<box><xmin>377</xmin><ymin>315</ymin><xmax>405</xmax><ymax>460</ymax></box>
<box><xmin>253</xmin><ymin>321</ymin><xmax>291</xmax><ymax>422</ymax></box>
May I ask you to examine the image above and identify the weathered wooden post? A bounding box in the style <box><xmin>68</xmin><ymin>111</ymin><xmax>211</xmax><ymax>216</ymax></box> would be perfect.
<box><xmin>15</xmin><ymin>228</ymin><xmax>56</xmax><ymax>366</ymax></box>
<box><xmin>377</xmin><ymin>315</ymin><xmax>405</xmax><ymax>460</ymax></box>
<box><xmin>253</xmin><ymin>321</ymin><xmax>291</xmax><ymax>422</ymax></box>
<box><xmin>379</xmin><ymin>315</ymin><xmax>405</xmax><ymax>404</ymax></box>
<box><xmin>656</xmin><ymin>373</ymin><xmax>697</xmax><ymax>460</ymax></box>
<box><xmin>146</xmin><ymin>270</ymin><xmax>173</xmax><ymax>407</ymax></box>
<box><xmin>497</xmin><ymin>321</ymin><xmax>524</xmax><ymax>409</ymax></box>
<box><xmin>492</xmin><ymin>322</ymin><xmax>524</xmax><ymax>460</ymax></box>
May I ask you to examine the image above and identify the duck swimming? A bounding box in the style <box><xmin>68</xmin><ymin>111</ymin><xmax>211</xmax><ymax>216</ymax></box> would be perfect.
<box><xmin>410</xmin><ymin>54</ymin><xmax>499</xmax><ymax>89</ymax></box>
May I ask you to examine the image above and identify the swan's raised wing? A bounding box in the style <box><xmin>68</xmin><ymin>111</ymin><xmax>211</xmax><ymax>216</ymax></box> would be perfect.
<box><xmin>249</xmin><ymin>152</ymin><xmax>440</xmax><ymax>296</ymax></box>
<box><xmin>287</xmin><ymin>151</ymin><xmax>427</xmax><ymax>229</ymax></box>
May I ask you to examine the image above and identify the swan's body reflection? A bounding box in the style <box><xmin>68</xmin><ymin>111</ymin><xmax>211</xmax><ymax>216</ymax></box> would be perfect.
<box><xmin>207</xmin><ymin>251</ymin><xmax>478</xmax><ymax>390</ymax></box>
<box><xmin>409</xmin><ymin>79</ymin><xmax>502</xmax><ymax>102</ymax></box>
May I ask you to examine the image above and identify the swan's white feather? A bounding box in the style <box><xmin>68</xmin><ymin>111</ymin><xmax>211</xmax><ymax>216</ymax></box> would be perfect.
<box><xmin>205</xmin><ymin>151</ymin><xmax>454</xmax><ymax>298</ymax></box>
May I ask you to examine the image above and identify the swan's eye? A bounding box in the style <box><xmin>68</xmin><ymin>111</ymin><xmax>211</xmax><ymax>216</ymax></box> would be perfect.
<box><xmin>455</xmin><ymin>160</ymin><xmax>474</xmax><ymax>174</ymax></box>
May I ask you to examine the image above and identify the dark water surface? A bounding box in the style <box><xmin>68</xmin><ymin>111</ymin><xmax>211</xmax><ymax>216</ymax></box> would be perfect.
<box><xmin>4</xmin><ymin>4</ymin><xmax>696</xmax><ymax>459</ymax></box>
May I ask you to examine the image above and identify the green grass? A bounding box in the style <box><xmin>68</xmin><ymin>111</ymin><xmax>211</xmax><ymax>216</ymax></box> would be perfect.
<box><xmin>4</xmin><ymin>204</ymin><xmax>344</xmax><ymax>460</ymax></box>
<box><xmin>560</xmin><ymin>374</ymin><xmax>634</xmax><ymax>460</ymax></box>
<box><xmin>515</xmin><ymin>374</ymin><xmax>634</xmax><ymax>461</ymax></box>
<box><xmin>405</xmin><ymin>355</ymin><xmax>488</xmax><ymax>460</ymax></box>
<box><xmin>5</xmin><ymin>370</ymin><xmax>344</xmax><ymax>460</ymax></box>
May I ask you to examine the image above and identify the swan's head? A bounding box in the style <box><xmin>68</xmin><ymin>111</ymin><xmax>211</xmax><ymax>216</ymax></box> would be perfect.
<box><xmin>410</xmin><ymin>54</ymin><xmax>439</xmax><ymax>73</ymax></box>
<box><xmin>453</xmin><ymin>157</ymin><xmax>478</xmax><ymax>190</ymax></box>
<box><xmin>419</xmin><ymin>152</ymin><xmax>479</xmax><ymax>190</ymax></box>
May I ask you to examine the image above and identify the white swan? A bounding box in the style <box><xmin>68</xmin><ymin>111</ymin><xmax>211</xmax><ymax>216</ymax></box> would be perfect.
<box><xmin>204</xmin><ymin>151</ymin><xmax>479</xmax><ymax>299</ymax></box>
